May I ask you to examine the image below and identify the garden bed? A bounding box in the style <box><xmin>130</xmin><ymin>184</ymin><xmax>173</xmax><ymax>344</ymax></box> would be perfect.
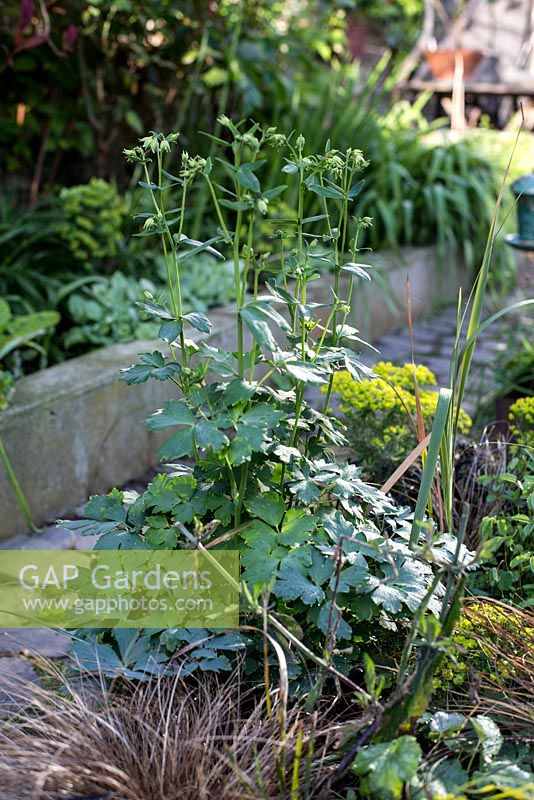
<box><xmin>0</xmin><ymin>244</ymin><xmax>466</xmax><ymax>539</ymax></box>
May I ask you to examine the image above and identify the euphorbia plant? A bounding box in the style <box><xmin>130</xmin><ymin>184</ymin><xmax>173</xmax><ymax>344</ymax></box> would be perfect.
<box><xmin>67</xmin><ymin>120</ymin><xmax>459</xmax><ymax>679</ymax></box>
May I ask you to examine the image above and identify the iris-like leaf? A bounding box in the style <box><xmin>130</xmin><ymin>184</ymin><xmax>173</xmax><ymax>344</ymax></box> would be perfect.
<box><xmin>219</xmin><ymin>199</ymin><xmax>252</xmax><ymax>211</ymax></box>
<box><xmin>174</xmin><ymin>234</ymin><xmax>224</xmax><ymax>261</ymax></box>
<box><xmin>307</xmin><ymin>182</ymin><xmax>343</xmax><ymax>199</ymax></box>
<box><xmin>137</xmin><ymin>299</ymin><xmax>174</xmax><ymax>320</ymax></box>
<box><xmin>281</xmin><ymin>161</ymin><xmax>298</xmax><ymax>174</ymax></box>
<box><xmin>158</xmin><ymin>320</ymin><xmax>183</xmax><ymax>343</ymax></box>
<box><xmin>348</xmin><ymin>179</ymin><xmax>365</xmax><ymax>198</ymax></box>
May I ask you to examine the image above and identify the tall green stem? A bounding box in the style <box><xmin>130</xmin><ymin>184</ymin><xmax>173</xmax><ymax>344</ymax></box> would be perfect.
<box><xmin>145</xmin><ymin>155</ymin><xmax>190</xmax><ymax>380</ymax></box>
<box><xmin>234</xmin><ymin>209</ymin><xmax>243</xmax><ymax>377</ymax></box>
<box><xmin>322</xmin><ymin>166</ymin><xmax>354</xmax><ymax>416</ymax></box>
<box><xmin>0</xmin><ymin>437</ymin><xmax>40</xmax><ymax>533</ymax></box>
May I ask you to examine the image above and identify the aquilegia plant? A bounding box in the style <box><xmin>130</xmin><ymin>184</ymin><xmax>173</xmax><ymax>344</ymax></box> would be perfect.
<box><xmin>66</xmin><ymin>120</ymin><xmax>460</xmax><ymax>681</ymax></box>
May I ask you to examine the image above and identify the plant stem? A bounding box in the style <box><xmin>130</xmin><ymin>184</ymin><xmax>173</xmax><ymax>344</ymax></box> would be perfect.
<box><xmin>205</xmin><ymin>176</ymin><xmax>231</xmax><ymax>241</ymax></box>
<box><xmin>234</xmin><ymin>208</ymin><xmax>244</xmax><ymax>377</ymax></box>
<box><xmin>235</xmin><ymin>463</ymin><xmax>248</xmax><ymax>526</ymax></box>
<box><xmin>249</xmin><ymin>264</ymin><xmax>260</xmax><ymax>380</ymax></box>
<box><xmin>321</xmin><ymin>166</ymin><xmax>353</xmax><ymax>417</ymax></box>
<box><xmin>0</xmin><ymin>437</ymin><xmax>40</xmax><ymax>533</ymax></box>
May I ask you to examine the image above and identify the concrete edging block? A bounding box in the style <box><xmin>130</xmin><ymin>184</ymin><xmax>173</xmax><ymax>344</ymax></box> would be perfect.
<box><xmin>0</xmin><ymin>309</ymin><xmax>235</xmax><ymax>539</ymax></box>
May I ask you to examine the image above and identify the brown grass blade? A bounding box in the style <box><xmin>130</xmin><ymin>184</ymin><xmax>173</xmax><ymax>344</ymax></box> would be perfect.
<box><xmin>380</xmin><ymin>433</ymin><xmax>431</xmax><ymax>495</ymax></box>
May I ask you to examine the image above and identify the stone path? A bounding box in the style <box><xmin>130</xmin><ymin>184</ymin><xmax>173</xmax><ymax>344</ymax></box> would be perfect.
<box><xmin>307</xmin><ymin>300</ymin><xmax>529</xmax><ymax>416</ymax></box>
<box><xmin>356</xmin><ymin>304</ymin><xmax>503</xmax><ymax>415</ymax></box>
<box><xmin>0</xmin><ymin>524</ymin><xmax>98</xmax><ymax>668</ymax></box>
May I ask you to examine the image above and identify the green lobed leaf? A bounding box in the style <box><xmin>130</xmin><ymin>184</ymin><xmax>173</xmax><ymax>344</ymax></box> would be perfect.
<box><xmin>228</xmin><ymin>404</ymin><xmax>284</xmax><ymax>465</ymax></box>
<box><xmin>285</xmin><ymin>360</ymin><xmax>327</xmax><ymax>385</ymax></box>
<box><xmin>197</xmin><ymin>342</ymin><xmax>236</xmax><ymax>377</ymax></box>
<box><xmin>145</xmin><ymin>473</ymin><xmax>197</xmax><ymax>513</ymax></box>
<box><xmin>147</xmin><ymin>399</ymin><xmax>229</xmax><ymax>460</ymax></box>
<box><xmin>352</xmin><ymin>736</ymin><xmax>422</xmax><ymax>800</ymax></box>
<box><xmin>316</xmin><ymin>601</ymin><xmax>353</xmax><ymax>640</ymax></box>
<box><xmin>94</xmin><ymin>530</ymin><xmax>150</xmax><ymax>551</ymax></box>
<box><xmin>279</xmin><ymin>509</ymin><xmax>316</xmax><ymax>545</ymax></box>
<box><xmin>147</xmin><ymin>400</ymin><xmax>195</xmax><ymax>431</ymax></box>
<box><xmin>274</xmin><ymin>566</ymin><xmax>325</xmax><ymax>605</ymax></box>
<box><xmin>240</xmin><ymin>520</ymin><xmax>285</xmax><ymax>585</ymax></box>
<box><xmin>471</xmin><ymin>716</ymin><xmax>503</xmax><ymax>763</ymax></box>
<box><xmin>144</xmin><ymin>516</ymin><xmax>179</xmax><ymax>549</ymax></box>
<box><xmin>335</xmin><ymin>557</ymin><xmax>369</xmax><ymax>593</ymax></box>
<box><xmin>222</xmin><ymin>379</ymin><xmax>255</xmax><ymax>406</ymax></box>
<box><xmin>244</xmin><ymin>491</ymin><xmax>284</xmax><ymax>528</ymax></box>
<box><xmin>84</xmin><ymin>489</ymin><xmax>127</xmax><ymax>523</ymax></box>
<box><xmin>121</xmin><ymin>351</ymin><xmax>182</xmax><ymax>385</ymax></box>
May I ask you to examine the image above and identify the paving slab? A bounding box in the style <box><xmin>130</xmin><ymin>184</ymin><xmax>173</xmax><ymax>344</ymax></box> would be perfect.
<box><xmin>0</xmin><ymin>524</ymin><xmax>89</xmax><ymax>659</ymax></box>
<box><xmin>0</xmin><ymin>656</ymin><xmax>39</xmax><ymax>717</ymax></box>
<box><xmin>0</xmin><ymin>523</ymin><xmax>99</xmax><ymax>551</ymax></box>
<box><xmin>0</xmin><ymin>628</ymin><xmax>71</xmax><ymax>658</ymax></box>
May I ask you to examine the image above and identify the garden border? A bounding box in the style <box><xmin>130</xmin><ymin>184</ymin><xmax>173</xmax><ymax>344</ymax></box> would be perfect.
<box><xmin>0</xmin><ymin>245</ymin><xmax>466</xmax><ymax>539</ymax></box>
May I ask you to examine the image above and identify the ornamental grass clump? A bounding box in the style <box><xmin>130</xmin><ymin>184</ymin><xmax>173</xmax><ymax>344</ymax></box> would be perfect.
<box><xmin>0</xmin><ymin>664</ymin><xmax>344</xmax><ymax>800</ymax></box>
<box><xmin>327</xmin><ymin>362</ymin><xmax>472</xmax><ymax>484</ymax></box>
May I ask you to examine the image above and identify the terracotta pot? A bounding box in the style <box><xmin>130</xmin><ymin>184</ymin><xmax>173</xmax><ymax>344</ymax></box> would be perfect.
<box><xmin>423</xmin><ymin>48</ymin><xmax>484</xmax><ymax>80</ymax></box>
